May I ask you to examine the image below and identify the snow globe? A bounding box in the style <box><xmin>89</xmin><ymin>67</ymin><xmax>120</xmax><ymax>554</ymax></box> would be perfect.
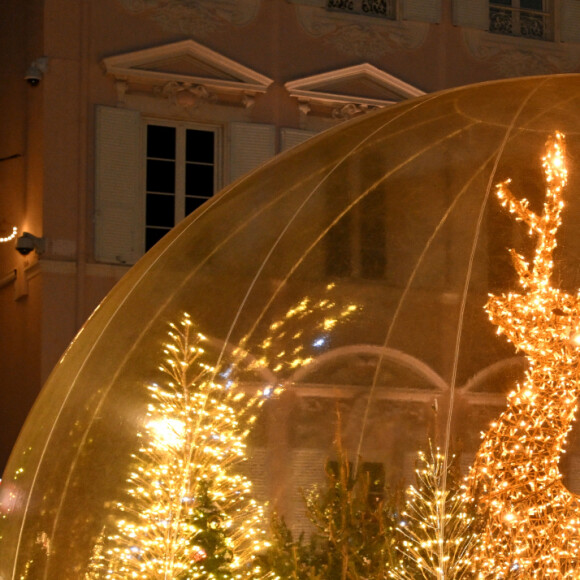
<box><xmin>3</xmin><ymin>74</ymin><xmax>580</xmax><ymax>577</ymax></box>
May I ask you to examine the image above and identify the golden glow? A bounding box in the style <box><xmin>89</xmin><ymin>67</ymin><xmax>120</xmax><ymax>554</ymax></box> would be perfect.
<box><xmin>247</xmin><ymin>283</ymin><xmax>359</xmax><ymax>378</ymax></box>
<box><xmin>392</xmin><ymin>448</ymin><xmax>477</xmax><ymax>579</ymax></box>
<box><xmin>469</xmin><ymin>132</ymin><xmax>580</xmax><ymax>577</ymax></box>
<box><xmin>0</xmin><ymin>226</ymin><xmax>17</xmax><ymax>243</ymax></box>
<box><xmin>87</xmin><ymin>313</ymin><xmax>269</xmax><ymax>579</ymax></box>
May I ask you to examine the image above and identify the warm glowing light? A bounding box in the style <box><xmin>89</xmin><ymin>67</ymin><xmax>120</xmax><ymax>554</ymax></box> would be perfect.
<box><xmin>146</xmin><ymin>417</ymin><xmax>185</xmax><ymax>450</ymax></box>
<box><xmin>392</xmin><ymin>448</ymin><xmax>477</xmax><ymax>579</ymax></box>
<box><xmin>0</xmin><ymin>226</ymin><xmax>17</xmax><ymax>243</ymax></box>
<box><xmin>87</xmin><ymin>314</ymin><xmax>269</xmax><ymax>578</ymax></box>
<box><xmin>469</xmin><ymin>132</ymin><xmax>580</xmax><ymax>577</ymax></box>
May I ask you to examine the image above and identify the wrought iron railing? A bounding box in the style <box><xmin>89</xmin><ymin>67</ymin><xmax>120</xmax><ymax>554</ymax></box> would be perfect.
<box><xmin>326</xmin><ymin>0</ymin><xmax>396</xmax><ymax>20</ymax></box>
<box><xmin>489</xmin><ymin>2</ymin><xmax>552</xmax><ymax>41</ymax></box>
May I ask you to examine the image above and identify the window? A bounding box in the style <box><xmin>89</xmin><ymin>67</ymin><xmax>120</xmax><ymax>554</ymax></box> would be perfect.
<box><xmin>489</xmin><ymin>0</ymin><xmax>552</xmax><ymax>40</ymax></box>
<box><xmin>326</xmin><ymin>0</ymin><xmax>396</xmax><ymax>20</ymax></box>
<box><xmin>325</xmin><ymin>183</ymin><xmax>387</xmax><ymax>281</ymax></box>
<box><xmin>326</xmin><ymin>459</ymin><xmax>385</xmax><ymax>504</ymax></box>
<box><xmin>145</xmin><ymin>122</ymin><xmax>219</xmax><ymax>251</ymax></box>
<box><xmin>95</xmin><ymin>107</ymin><xmax>279</xmax><ymax>265</ymax></box>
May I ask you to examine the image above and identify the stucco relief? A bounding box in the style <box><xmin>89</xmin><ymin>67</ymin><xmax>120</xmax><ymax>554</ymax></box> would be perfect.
<box><xmin>295</xmin><ymin>5</ymin><xmax>429</xmax><ymax>57</ymax></box>
<box><xmin>463</xmin><ymin>29</ymin><xmax>580</xmax><ymax>77</ymax></box>
<box><xmin>117</xmin><ymin>0</ymin><xmax>261</xmax><ymax>36</ymax></box>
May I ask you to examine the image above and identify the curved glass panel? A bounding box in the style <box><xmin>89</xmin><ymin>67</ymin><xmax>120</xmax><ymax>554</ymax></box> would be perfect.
<box><xmin>3</xmin><ymin>75</ymin><xmax>580</xmax><ymax>577</ymax></box>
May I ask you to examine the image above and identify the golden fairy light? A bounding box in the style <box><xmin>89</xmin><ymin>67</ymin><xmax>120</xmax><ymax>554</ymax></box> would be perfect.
<box><xmin>0</xmin><ymin>226</ymin><xmax>17</xmax><ymax>243</ymax></box>
<box><xmin>87</xmin><ymin>313</ymin><xmax>270</xmax><ymax>579</ymax></box>
<box><xmin>391</xmin><ymin>447</ymin><xmax>477</xmax><ymax>580</ymax></box>
<box><xmin>469</xmin><ymin>132</ymin><xmax>580</xmax><ymax>577</ymax></box>
<box><xmin>241</xmin><ymin>283</ymin><xmax>360</xmax><ymax>377</ymax></box>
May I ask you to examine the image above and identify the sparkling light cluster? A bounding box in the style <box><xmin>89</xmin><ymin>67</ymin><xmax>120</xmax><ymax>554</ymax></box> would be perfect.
<box><xmin>469</xmin><ymin>132</ymin><xmax>580</xmax><ymax>577</ymax></box>
<box><xmin>391</xmin><ymin>448</ymin><xmax>477</xmax><ymax>580</ymax></box>
<box><xmin>242</xmin><ymin>283</ymin><xmax>360</xmax><ymax>376</ymax></box>
<box><xmin>88</xmin><ymin>314</ymin><xmax>269</xmax><ymax>579</ymax></box>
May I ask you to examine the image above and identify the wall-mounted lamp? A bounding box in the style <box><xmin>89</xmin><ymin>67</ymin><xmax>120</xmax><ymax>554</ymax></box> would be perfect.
<box><xmin>15</xmin><ymin>232</ymin><xmax>45</xmax><ymax>255</ymax></box>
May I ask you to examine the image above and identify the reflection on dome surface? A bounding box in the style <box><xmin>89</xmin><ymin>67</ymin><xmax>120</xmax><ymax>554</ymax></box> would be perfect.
<box><xmin>4</xmin><ymin>75</ymin><xmax>580</xmax><ymax>576</ymax></box>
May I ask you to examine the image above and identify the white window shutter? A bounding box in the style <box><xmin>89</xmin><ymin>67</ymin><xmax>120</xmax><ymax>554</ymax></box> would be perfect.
<box><xmin>402</xmin><ymin>0</ymin><xmax>442</xmax><ymax>23</ymax></box>
<box><xmin>280</xmin><ymin>128</ymin><xmax>318</xmax><ymax>152</ymax></box>
<box><xmin>561</xmin><ymin>0</ymin><xmax>580</xmax><ymax>43</ymax></box>
<box><xmin>229</xmin><ymin>122</ymin><xmax>276</xmax><ymax>183</ymax></box>
<box><xmin>94</xmin><ymin>105</ymin><xmax>142</xmax><ymax>265</ymax></box>
<box><xmin>452</xmin><ymin>0</ymin><xmax>488</xmax><ymax>30</ymax></box>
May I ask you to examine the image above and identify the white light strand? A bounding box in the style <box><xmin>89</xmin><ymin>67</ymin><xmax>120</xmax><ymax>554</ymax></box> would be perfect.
<box><xmin>0</xmin><ymin>226</ymin><xmax>17</xmax><ymax>243</ymax></box>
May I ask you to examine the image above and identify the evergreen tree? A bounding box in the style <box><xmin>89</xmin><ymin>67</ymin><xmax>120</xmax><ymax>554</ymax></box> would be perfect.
<box><xmin>260</xmin><ymin>429</ymin><xmax>399</xmax><ymax>580</ymax></box>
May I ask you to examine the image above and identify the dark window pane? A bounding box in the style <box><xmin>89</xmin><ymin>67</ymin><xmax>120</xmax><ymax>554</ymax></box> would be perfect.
<box><xmin>186</xmin><ymin>164</ymin><xmax>214</xmax><ymax>196</ymax></box>
<box><xmin>362</xmin><ymin>462</ymin><xmax>385</xmax><ymax>504</ymax></box>
<box><xmin>325</xmin><ymin>215</ymin><xmax>352</xmax><ymax>278</ymax></box>
<box><xmin>185</xmin><ymin>196</ymin><xmax>210</xmax><ymax>216</ymax></box>
<box><xmin>147</xmin><ymin>125</ymin><xmax>176</xmax><ymax>159</ymax></box>
<box><xmin>487</xmin><ymin>200</ymin><xmax>518</xmax><ymax>292</ymax></box>
<box><xmin>147</xmin><ymin>159</ymin><xmax>175</xmax><ymax>193</ymax></box>
<box><xmin>360</xmin><ymin>194</ymin><xmax>386</xmax><ymax>279</ymax></box>
<box><xmin>521</xmin><ymin>0</ymin><xmax>542</xmax><ymax>9</ymax></box>
<box><xmin>145</xmin><ymin>227</ymin><xmax>170</xmax><ymax>251</ymax></box>
<box><xmin>146</xmin><ymin>193</ymin><xmax>175</xmax><ymax>227</ymax></box>
<box><xmin>186</xmin><ymin>129</ymin><xmax>214</xmax><ymax>163</ymax></box>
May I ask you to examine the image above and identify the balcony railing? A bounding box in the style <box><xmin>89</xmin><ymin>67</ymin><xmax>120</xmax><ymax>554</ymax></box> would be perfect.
<box><xmin>326</xmin><ymin>0</ymin><xmax>396</xmax><ymax>20</ymax></box>
<box><xmin>489</xmin><ymin>2</ymin><xmax>552</xmax><ymax>41</ymax></box>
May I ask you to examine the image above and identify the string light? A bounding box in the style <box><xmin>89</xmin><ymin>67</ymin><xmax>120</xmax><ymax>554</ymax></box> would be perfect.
<box><xmin>391</xmin><ymin>447</ymin><xmax>478</xmax><ymax>579</ymax></box>
<box><xmin>469</xmin><ymin>132</ymin><xmax>580</xmax><ymax>577</ymax></box>
<box><xmin>0</xmin><ymin>226</ymin><xmax>17</xmax><ymax>243</ymax></box>
<box><xmin>241</xmin><ymin>283</ymin><xmax>360</xmax><ymax>377</ymax></box>
<box><xmin>87</xmin><ymin>313</ymin><xmax>270</xmax><ymax>579</ymax></box>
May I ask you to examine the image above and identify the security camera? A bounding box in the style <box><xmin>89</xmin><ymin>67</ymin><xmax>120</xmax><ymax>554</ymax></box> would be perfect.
<box><xmin>25</xmin><ymin>68</ymin><xmax>42</xmax><ymax>86</ymax></box>
<box><xmin>25</xmin><ymin>57</ymin><xmax>48</xmax><ymax>87</ymax></box>
<box><xmin>15</xmin><ymin>232</ymin><xmax>45</xmax><ymax>255</ymax></box>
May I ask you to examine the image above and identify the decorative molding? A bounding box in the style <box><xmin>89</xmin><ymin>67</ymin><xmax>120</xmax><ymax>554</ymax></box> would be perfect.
<box><xmin>332</xmin><ymin>103</ymin><xmax>369</xmax><ymax>120</ymax></box>
<box><xmin>294</xmin><ymin>4</ymin><xmax>429</xmax><ymax>57</ymax></box>
<box><xmin>285</xmin><ymin>63</ymin><xmax>424</xmax><ymax>118</ymax></box>
<box><xmin>116</xmin><ymin>0</ymin><xmax>261</xmax><ymax>37</ymax></box>
<box><xmin>462</xmin><ymin>29</ymin><xmax>580</xmax><ymax>77</ymax></box>
<box><xmin>157</xmin><ymin>82</ymin><xmax>211</xmax><ymax>110</ymax></box>
<box><xmin>102</xmin><ymin>40</ymin><xmax>273</xmax><ymax>107</ymax></box>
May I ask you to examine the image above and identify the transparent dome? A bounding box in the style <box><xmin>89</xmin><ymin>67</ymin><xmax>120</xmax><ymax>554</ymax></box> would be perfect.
<box><xmin>4</xmin><ymin>74</ymin><xmax>580</xmax><ymax>577</ymax></box>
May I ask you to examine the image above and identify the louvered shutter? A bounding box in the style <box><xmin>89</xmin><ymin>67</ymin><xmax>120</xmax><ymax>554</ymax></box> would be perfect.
<box><xmin>561</xmin><ymin>0</ymin><xmax>580</xmax><ymax>43</ymax></box>
<box><xmin>229</xmin><ymin>122</ymin><xmax>276</xmax><ymax>183</ymax></box>
<box><xmin>94</xmin><ymin>106</ymin><xmax>142</xmax><ymax>264</ymax></box>
<box><xmin>452</xmin><ymin>0</ymin><xmax>488</xmax><ymax>29</ymax></box>
<box><xmin>402</xmin><ymin>0</ymin><xmax>442</xmax><ymax>23</ymax></box>
<box><xmin>280</xmin><ymin>128</ymin><xmax>318</xmax><ymax>152</ymax></box>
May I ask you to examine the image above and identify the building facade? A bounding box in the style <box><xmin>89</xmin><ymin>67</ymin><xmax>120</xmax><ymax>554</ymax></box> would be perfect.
<box><xmin>2</xmin><ymin>0</ymin><xmax>580</xmax><ymax>524</ymax></box>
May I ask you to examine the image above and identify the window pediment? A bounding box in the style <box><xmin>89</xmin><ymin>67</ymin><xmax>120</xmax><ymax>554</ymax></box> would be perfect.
<box><xmin>285</xmin><ymin>64</ymin><xmax>424</xmax><ymax>118</ymax></box>
<box><xmin>102</xmin><ymin>40</ymin><xmax>273</xmax><ymax>107</ymax></box>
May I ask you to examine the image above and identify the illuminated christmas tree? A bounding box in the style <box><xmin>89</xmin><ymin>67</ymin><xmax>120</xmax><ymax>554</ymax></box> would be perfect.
<box><xmin>468</xmin><ymin>132</ymin><xmax>580</xmax><ymax>577</ymax></box>
<box><xmin>391</xmin><ymin>447</ymin><xmax>478</xmax><ymax>580</ymax></box>
<box><xmin>87</xmin><ymin>313</ymin><xmax>269</xmax><ymax>579</ymax></box>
